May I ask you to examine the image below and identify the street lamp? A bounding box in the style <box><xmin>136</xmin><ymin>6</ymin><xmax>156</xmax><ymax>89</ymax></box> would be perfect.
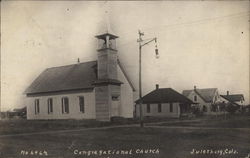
<box><xmin>137</xmin><ymin>30</ymin><xmax>159</xmax><ymax>127</ymax></box>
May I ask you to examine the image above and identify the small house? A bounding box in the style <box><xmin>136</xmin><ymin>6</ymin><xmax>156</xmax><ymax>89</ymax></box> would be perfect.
<box><xmin>182</xmin><ymin>86</ymin><xmax>220</xmax><ymax>114</ymax></box>
<box><xmin>135</xmin><ymin>85</ymin><xmax>193</xmax><ymax>118</ymax></box>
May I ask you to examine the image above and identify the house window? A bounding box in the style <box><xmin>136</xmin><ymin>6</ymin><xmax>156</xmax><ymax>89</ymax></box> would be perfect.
<box><xmin>146</xmin><ymin>104</ymin><xmax>150</xmax><ymax>113</ymax></box>
<box><xmin>47</xmin><ymin>98</ymin><xmax>53</xmax><ymax>114</ymax></box>
<box><xmin>170</xmin><ymin>103</ymin><xmax>173</xmax><ymax>112</ymax></box>
<box><xmin>79</xmin><ymin>96</ymin><xmax>85</xmax><ymax>113</ymax></box>
<box><xmin>112</xmin><ymin>95</ymin><xmax>119</xmax><ymax>101</ymax></box>
<box><xmin>194</xmin><ymin>96</ymin><xmax>197</xmax><ymax>101</ymax></box>
<box><xmin>62</xmin><ymin>97</ymin><xmax>69</xmax><ymax>114</ymax></box>
<box><xmin>34</xmin><ymin>99</ymin><xmax>40</xmax><ymax>114</ymax></box>
<box><xmin>158</xmin><ymin>103</ymin><xmax>162</xmax><ymax>113</ymax></box>
<box><xmin>203</xmin><ymin>105</ymin><xmax>207</xmax><ymax>112</ymax></box>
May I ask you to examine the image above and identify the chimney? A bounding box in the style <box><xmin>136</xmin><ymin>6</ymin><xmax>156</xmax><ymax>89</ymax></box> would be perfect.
<box><xmin>194</xmin><ymin>85</ymin><xmax>196</xmax><ymax>90</ymax></box>
<box><xmin>156</xmin><ymin>84</ymin><xmax>159</xmax><ymax>90</ymax></box>
<box><xmin>227</xmin><ymin>91</ymin><xmax>229</xmax><ymax>95</ymax></box>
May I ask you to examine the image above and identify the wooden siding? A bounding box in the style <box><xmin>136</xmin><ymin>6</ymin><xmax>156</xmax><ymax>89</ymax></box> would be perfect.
<box><xmin>135</xmin><ymin>103</ymin><xmax>180</xmax><ymax>118</ymax></box>
<box><xmin>98</xmin><ymin>49</ymin><xmax>118</xmax><ymax>80</ymax></box>
<box><xmin>26</xmin><ymin>91</ymin><xmax>96</xmax><ymax>120</ymax></box>
<box><xmin>117</xmin><ymin>65</ymin><xmax>134</xmax><ymax>118</ymax></box>
<box><xmin>95</xmin><ymin>86</ymin><xmax>110</xmax><ymax>121</ymax></box>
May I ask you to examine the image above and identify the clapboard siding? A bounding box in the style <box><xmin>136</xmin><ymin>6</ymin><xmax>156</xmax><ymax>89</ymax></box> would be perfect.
<box><xmin>27</xmin><ymin>91</ymin><xmax>96</xmax><ymax>120</ymax></box>
<box><xmin>95</xmin><ymin>86</ymin><xmax>110</xmax><ymax>121</ymax></box>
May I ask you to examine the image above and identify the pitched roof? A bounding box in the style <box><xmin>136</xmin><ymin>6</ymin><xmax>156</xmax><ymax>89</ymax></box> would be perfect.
<box><xmin>135</xmin><ymin>88</ymin><xmax>193</xmax><ymax>104</ymax></box>
<box><xmin>25</xmin><ymin>61</ymin><xmax>97</xmax><ymax>94</ymax></box>
<box><xmin>25</xmin><ymin>59</ymin><xmax>135</xmax><ymax>95</ymax></box>
<box><xmin>220</xmin><ymin>94</ymin><xmax>244</xmax><ymax>102</ymax></box>
<box><xmin>182</xmin><ymin>88</ymin><xmax>217</xmax><ymax>103</ymax></box>
<box><xmin>117</xmin><ymin>59</ymin><xmax>135</xmax><ymax>92</ymax></box>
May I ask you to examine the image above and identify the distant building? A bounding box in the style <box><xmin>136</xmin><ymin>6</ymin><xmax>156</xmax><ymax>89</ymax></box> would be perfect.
<box><xmin>220</xmin><ymin>91</ymin><xmax>244</xmax><ymax>106</ymax></box>
<box><xmin>135</xmin><ymin>85</ymin><xmax>193</xmax><ymax>118</ymax></box>
<box><xmin>182</xmin><ymin>86</ymin><xmax>220</xmax><ymax>114</ymax></box>
<box><xmin>0</xmin><ymin>107</ymin><xmax>27</xmax><ymax>119</ymax></box>
<box><xmin>25</xmin><ymin>24</ymin><xmax>135</xmax><ymax>121</ymax></box>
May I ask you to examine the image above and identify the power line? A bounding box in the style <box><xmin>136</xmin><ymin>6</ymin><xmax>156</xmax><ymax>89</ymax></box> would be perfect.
<box><xmin>118</xmin><ymin>11</ymin><xmax>249</xmax><ymax>47</ymax></box>
<box><xmin>118</xmin><ymin>11</ymin><xmax>249</xmax><ymax>38</ymax></box>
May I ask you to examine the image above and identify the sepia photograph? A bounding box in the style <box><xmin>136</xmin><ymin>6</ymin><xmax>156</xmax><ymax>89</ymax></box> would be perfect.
<box><xmin>0</xmin><ymin>1</ymin><xmax>249</xmax><ymax>158</ymax></box>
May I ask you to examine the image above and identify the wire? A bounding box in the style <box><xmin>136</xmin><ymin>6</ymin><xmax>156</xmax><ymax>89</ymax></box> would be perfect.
<box><xmin>118</xmin><ymin>11</ymin><xmax>249</xmax><ymax>47</ymax></box>
<box><xmin>118</xmin><ymin>11</ymin><xmax>249</xmax><ymax>37</ymax></box>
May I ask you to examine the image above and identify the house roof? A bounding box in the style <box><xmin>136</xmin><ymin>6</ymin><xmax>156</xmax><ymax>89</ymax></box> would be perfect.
<box><xmin>25</xmin><ymin>59</ymin><xmax>135</xmax><ymax>95</ymax></box>
<box><xmin>135</xmin><ymin>88</ymin><xmax>193</xmax><ymax>104</ymax></box>
<box><xmin>220</xmin><ymin>94</ymin><xmax>244</xmax><ymax>102</ymax></box>
<box><xmin>182</xmin><ymin>88</ymin><xmax>217</xmax><ymax>103</ymax></box>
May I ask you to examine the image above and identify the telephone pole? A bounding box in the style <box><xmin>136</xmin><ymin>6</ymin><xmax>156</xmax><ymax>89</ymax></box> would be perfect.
<box><xmin>137</xmin><ymin>30</ymin><xmax>159</xmax><ymax>127</ymax></box>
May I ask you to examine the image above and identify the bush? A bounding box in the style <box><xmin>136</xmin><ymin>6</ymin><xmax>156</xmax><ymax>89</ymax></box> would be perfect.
<box><xmin>226</xmin><ymin>103</ymin><xmax>240</xmax><ymax>114</ymax></box>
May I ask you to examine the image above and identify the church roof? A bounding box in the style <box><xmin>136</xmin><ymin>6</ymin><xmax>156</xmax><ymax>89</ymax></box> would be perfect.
<box><xmin>182</xmin><ymin>88</ymin><xmax>217</xmax><ymax>103</ymax></box>
<box><xmin>135</xmin><ymin>88</ymin><xmax>193</xmax><ymax>104</ymax></box>
<box><xmin>25</xmin><ymin>60</ymin><xmax>135</xmax><ymax>95</ymax></box>
<box><xmin>25</xmin><ymin>61</ymin><xmax>97</xmax><ymax>95</ymax></box>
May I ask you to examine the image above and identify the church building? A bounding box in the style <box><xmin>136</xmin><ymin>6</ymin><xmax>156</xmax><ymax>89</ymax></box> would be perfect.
<box><xmin>25</xmin><ymin>21</ymin><xmax>135</xmax><ymax>121</ymax></box>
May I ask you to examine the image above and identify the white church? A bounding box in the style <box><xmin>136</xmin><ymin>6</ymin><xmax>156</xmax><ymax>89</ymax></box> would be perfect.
<box><xmin>25</xmin><ymin>18</ymin><xmax>135</xmax><ymax>121</ymax></box>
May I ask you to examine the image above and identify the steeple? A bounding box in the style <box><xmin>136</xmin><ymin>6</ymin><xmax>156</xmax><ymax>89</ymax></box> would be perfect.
<box><xmin>94</xmin><ymin>5</ymin><xmax>122</xmax><ymax>121</ymax></box>
<box><xmin>96</xmin><ymin>6</ymin><xmax>118</xmax><ymax>50</ymax></box>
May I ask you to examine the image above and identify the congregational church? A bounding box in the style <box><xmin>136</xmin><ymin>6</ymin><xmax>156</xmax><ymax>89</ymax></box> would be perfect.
<box><xmin>25</xmin><ymin>15</ymin><xmax>135</xmax><ymax>121</ymax></box>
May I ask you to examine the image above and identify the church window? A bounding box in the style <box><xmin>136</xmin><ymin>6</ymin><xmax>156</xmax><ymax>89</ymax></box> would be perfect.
<box><xmin>62</xmin><ymin>97</ymin><xmax>69</xmax><ymax>114</ymax></box>
<box><xmin>47</xmin><ymin>98</ymin><xmax>53</xmax><ymax>114</ymax></box>
<box><xmin>79</xmin><ymin>96</ymin><xmax>85</xmax><ymax>113</ymax></box>
<box><xmin>35</xmin><ymin>99</ymin><xmax>40</xmax><ymax>114</ymax></box>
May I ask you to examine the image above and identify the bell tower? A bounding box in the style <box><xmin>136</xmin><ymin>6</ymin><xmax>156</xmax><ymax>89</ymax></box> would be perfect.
<box><xmin>93</xmin><ymin>10</ymin><xmax>122</xmax><ymax>121</ymax></box>
<box><xmin>96</xmin><ymin>32</ymin><xmax>118</xmax><ymax>80</ymax></box>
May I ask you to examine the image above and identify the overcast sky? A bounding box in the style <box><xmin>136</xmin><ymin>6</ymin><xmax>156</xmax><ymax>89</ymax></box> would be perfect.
<box><xmin>1</xmin><ymin>1</ymin><xmax>249</xmax><ymax>111</ymax></box>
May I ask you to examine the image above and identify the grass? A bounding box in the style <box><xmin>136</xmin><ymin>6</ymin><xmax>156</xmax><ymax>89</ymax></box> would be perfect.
<box><xmin>0</xmin><ymin>119</ymin><xmax>138</xmax><ymax>135</ymax></box>
<box><xmin>157</xmin><ymin>115</ymin><xmax>250</xmax><ymax>128</ymax></box>
<box><xmin>0</xmin><ymin>115</ymin><xmax>249</xmax><ymax>158</ymax></box>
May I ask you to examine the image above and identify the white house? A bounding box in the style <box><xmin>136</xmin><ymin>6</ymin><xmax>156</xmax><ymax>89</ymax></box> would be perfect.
<box><xmin>135</xmin><ymin>85</ymin><xmax>193</xmax><ymax>118</ymax></box>
<box><xmin>182</xmin><ymin>86</ymin><xmax>220</xmax><ymax>114</ymax></box>
<box><xmin>25</xmin><ymin>26</ymin><xmax>135</xmax><ymax>121</ymax></box>
<box><xmin>220</xmin><ymin>91</ymin><xmax>244</xmax><ymax>106</ymax></box>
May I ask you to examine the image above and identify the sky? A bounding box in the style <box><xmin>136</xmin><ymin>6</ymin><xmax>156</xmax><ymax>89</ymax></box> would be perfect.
<box><xmin>1</xmin><ymin>1</ymin><xmax>249</xmax><ymax>111</ymax></box>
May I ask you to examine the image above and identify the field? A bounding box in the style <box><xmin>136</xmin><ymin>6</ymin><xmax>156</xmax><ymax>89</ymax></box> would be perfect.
<box><xmin>0</xmin><ymin>115</ymin><xmax>249</xmax><ymax>158</ymax></box>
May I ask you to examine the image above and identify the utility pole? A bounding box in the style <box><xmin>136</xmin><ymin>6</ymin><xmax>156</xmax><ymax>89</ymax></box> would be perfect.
<box><xmin>137</xmin><ymin>30</ymin><xmax>159</xmax><ymax>128</ymax></box>
<box><xmin>138</xmin><ymin>30</ymin><xmax>144</xmax><ymax>127</ymax></box>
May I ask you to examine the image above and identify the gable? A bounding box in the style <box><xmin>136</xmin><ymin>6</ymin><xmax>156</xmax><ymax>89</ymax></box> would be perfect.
<box><xmin>186</xmin><ymin>90</ymin><xmax>206</xmax><ymax>104</ymax></box>
<box><xmin>183</xmin><ymin>88</ymin><xmax>218</xmax><ymax>103</ymax></box>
